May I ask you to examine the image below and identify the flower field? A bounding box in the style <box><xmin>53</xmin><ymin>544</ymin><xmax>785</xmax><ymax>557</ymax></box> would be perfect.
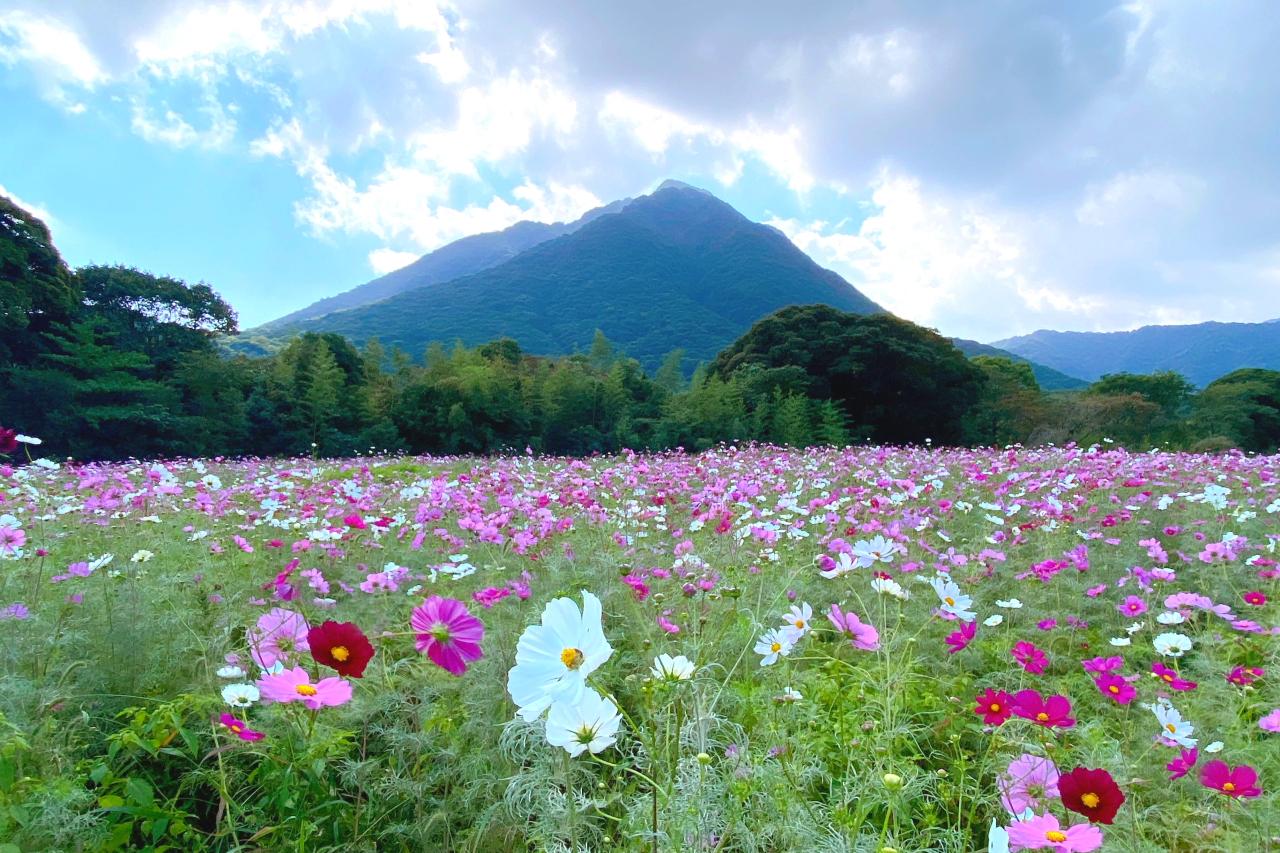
<box><xmin>1</xmin><ymin>442</ymin><xmax>1278</xmax><ymax>851</ymax></box>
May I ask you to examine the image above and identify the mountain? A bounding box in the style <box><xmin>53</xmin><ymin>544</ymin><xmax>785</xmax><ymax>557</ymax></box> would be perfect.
<box><xmin>992</xmin><ymin>321</ymin><xmax>1280</xmax><ymax>386</ymax></box>
<box><xmin>950</xmin><ymin>338</ymin><xmax>1087</xmax><ymax>390</ymax></box>
<box><xmin>256</xmin><ymin>199</ymin><xmax>631</xmax><ymax>333</ymax></box>
<box><xmin>260</xmin><ymin>181</ymin><xmax>883</xmax><ymax>371</ymax></box>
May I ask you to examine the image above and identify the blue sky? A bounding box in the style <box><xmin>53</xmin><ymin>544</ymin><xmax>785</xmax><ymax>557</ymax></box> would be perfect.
<box><xmin>3</xmin><ymin>1</ymin><xmax>1278</xmax><ymax>340</ymax></box>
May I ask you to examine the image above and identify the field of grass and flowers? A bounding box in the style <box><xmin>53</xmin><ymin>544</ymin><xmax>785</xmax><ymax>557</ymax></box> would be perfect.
<box><xmin>0</xmin><ymin>435</ymin><xmax>1278</xmax><ymax>852</ymax></box>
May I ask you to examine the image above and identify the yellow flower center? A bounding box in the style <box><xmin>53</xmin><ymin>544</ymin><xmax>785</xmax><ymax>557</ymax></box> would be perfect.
<box><xmin>1161</xmin><ymin>673</ymin><xmax>1172</xmax><ymax>682</ymax></box>
<box><xmin>1046</xmin><ymin>830</ymin><xmax>1067</xmax><ymax>843</ymax></box>
<box><xmin>1081</xmin><ymin>793</ymin><xmax>1101</xmax><ymax>809</ymax></box>
<box><xmin>794</xmin><ymin>619</ymin><xmax>805</xmax><ymax>628</ymax></box>
<box><xmin>230</xmin><ymin>723</ymin><xmax>243</xmax><ymax>733</ymax></box>
<box><xmin>989</xmin><ymin>703</ymin><xmax>1001</xmax><ymax>713</ymax></box>
<box><xmin>770</xmin><ymin>642</ymin><xmax>782</xmax><ymax>653</ymax></box>
<box><xmin>1223</xmin><ymin>782</ymin><xmax>1236</xmax><ymax>792</ymax></box>
<box><xmin>1036</xmin><ymin>712</ymin><xmax>1050</xmax><ymax>722</ymax></box>
<box><xmin>296</xmin><ymin>684</ymin><xmax>318</xmax><ymax>697</ymax></box>
<box><xmin>561</xmin><ymin>647</ymin><xmax>585</xmax><ymax>670</ymax></box>
<box><xmin>331</xmin><ymin>645</ymin><xmax>350</xmax><ymax>662</ymax></box>
<box><xmin>1108</xmin><ymin>685</ymin><xmax>1120</xmax><ymax>694</ymax></box>
<box><xmin>1165</xmin><ymin>723</ymin><xmax>1177</xmax><ymax>733</ymax></box>
<box><xmin>944</xmin><ymin>596</ymin><xmax>956</xmax><ymax>606</ymax></box>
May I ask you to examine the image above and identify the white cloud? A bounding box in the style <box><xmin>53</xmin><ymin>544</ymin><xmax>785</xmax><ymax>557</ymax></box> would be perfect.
<box><xmin>130</xmin><ymin>98</ymin><xmax>237</xmax><ymax>149</ymax></box>
<box><xmin>367</xmin><ymin>247</ymin><xmax>419</xmax><ymax>274</ymax></box>
<box><xmin>0</xmin><ymin>9</ymin><xmax>104</xmax><ymax>108</ymax></box>
<box><xmin>0</xmin><ymin>183</ymin><xmax>56</xmax><ymax>230</ymax></box>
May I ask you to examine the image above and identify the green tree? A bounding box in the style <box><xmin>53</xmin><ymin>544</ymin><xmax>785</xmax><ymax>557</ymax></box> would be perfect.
<box><xmin>1191</xmin><ymin>368</ymin><xmax>1280</xmax><ymax>452</ymax></box>
<box><xmin>0</xmin><ymin>195</ymin><xmax>81</xmax><ymax>365</ymax></box>
<box><xmin>965</xmin><ymin>356</ymin><xmax>1046</xmax><ymax>446</ymax></box>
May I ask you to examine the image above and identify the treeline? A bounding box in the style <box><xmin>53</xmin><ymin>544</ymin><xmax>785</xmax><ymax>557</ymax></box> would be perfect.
<box><xmin>4</xmin><ymin>194</ymin><xmax>1280</xmax><ymax>459</ymax></box>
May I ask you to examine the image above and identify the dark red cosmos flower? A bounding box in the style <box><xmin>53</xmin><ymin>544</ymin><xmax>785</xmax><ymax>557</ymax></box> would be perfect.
<box><xmin>0</xmin><ymin>427</ymin><xmax>17</xmax><ymax>455</ymax></box>
<box><xmin>1058</xmin><ymin>767</ymin><xmax>1125</xmax><ymax>824</ymax></box>
<box><xmin>308</xmin><ymin>620</ymin><xmax>375</xmax><ymax>678</ymax></box>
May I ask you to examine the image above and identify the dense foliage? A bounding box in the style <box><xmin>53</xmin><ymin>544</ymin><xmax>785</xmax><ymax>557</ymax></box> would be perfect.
<box><xmin>5</xmin><ymin>193</ymin><xmax>1280</xmax><ymax>462</ymax></box>
<box><xmin>0</xmin><ymin>444</ymin><xmax>1276</xmax><ymax>851</ymax></box>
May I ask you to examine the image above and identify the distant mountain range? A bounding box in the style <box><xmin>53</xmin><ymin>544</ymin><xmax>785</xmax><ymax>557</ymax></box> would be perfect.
<box><xmin>950</xmin><ymin>338</ymin><xmax>1086</xmax><ymax>390</ymax></box>
<box><xmin>249</xmin><ymin>181</ymin><xmax>883</xmax><ymax>371</ymax></box>
<box><xmin>992</xmin><ymin>321</ymin><xmax>1280</xmax><ymax>386</ymax></box>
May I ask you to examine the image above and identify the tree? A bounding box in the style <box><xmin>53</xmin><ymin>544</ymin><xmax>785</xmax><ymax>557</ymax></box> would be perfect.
<box><xmin>588</xmin><ymin>329</ymin><xmax>617</xmax><ymax>370</ymax></box>
<box><xmin>965</xmin><ymin>356</ymin><xmax>1046</xmax><ymax>446</ymax></box>
<box><xmin>1192</xmin><ymin>369</ymin><xmax>1280</xmax><ymax>452</ymax></box>
<box><xmin>0</xmin><ymin>195</ymin><xmax>81</xmax><ymax>365</ymax></box>
<box><xmin>654</xmin><ymin>348</ymin><xmax>686</xmax><ymax>393</ymax></box>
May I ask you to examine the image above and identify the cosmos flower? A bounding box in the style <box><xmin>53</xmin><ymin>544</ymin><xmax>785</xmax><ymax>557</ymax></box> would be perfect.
<box><xmin>1012</xmin><ymin>641</ymin><xmax>1049</xmax><ymax>675</ymax></box>
<box><xmin>1151</xmin><ymin>662</ymin><xmax>1196</xmax><ymax>691</ymax></box>
<box><xmin>999</xmin><ymin>754</ymin><xmax>1060</xmax><ymax>815</ymax></box>
<box><xmin>1152</xmin><ymin>700</ymin><xmax>1197</xmax><ymax>748</ymax></box>
<box><xmin>1258</xmin><ymin>708</ymin><xmax>1280</xmax><ymax>733</ymax></box>
<box><xmin>650</xmin><ymin>653</ymin><xmax>695</xmax><ymax>681</ymax></box>
<box><xmin>1005</xmin><ymin>812</ymin><xmax>1103</xmax><ymax>852</ymax></box>
<box><xmin>781</xmin><ymin>602</ymin><xmax>814</xmax><ymax>639</ymax></box>
<box><xmin>545</xmin><ymin>689</ymin><xmax>621</xmax><ymax>757</ymax></box>
<box><xmin>975</xmin><ymin>688</ymin><xmax>1015</xmax><ymax>726</ymax></box>
<box><xmin>827</xmin><ymin>604</ymin><xmax>879</xmax><ymax>651</ymax></box>
<box><xmin>256</xmin><ymin>666</ymin><xmax>352</xmax><ymax>710</ymax></box>
<box><xmin>945</xmin><ymin>620</ymin><xmax>977</xmax><ymax>654</ymax></box>
<box><xmin>1200</xmin><ymin>760</ymin><xmax>1262</xmax><ymax>798</ymax></box>
<box><xmin>754</xmin><ymin>628</ymin><xmax>795</xmax><ymax>666</ymax></box>
<box><xmin>1152</xmin><ymin>632</ymin><xmax>1192</xmax><ymax>657</ymax></box>
<box><xmin>219</xmin><ymin>713</ymin><xmax>265</xmax><ymax>742</ymax></box>
<box><xmin>221</xmin><ymin>683</ymin><xmax>260</xmax><ymax>708</ymax></box>
<box><xmin>1166</xmin><ymin>748</ymin><xmax>1198</xmax><ymax>780</ymax></box>
<box><xmin>1057</xmin><ymin>767</ymin><xmax>1125</xmax><ymax>824</ymax></box>
<box><xmin>411</xmin><ymin>595</ymin><xmax>485</xmax><ymax>676</ymax></box>
<box><xmin>308</xmin><ymin>620</ymin><xmax>375</xmax><ymax>678</ymax></box>
<box><xmin>930</xmin><ymin>575</ymin><xmax>976</xmax><ymax>622</ymax></box>
<box><xmin>1094</xmin><ymin>674</ymin><xmax>1136</xmax><ymax>705</ymax></box>
<box><xmin>246</xmin><ymin>608</ymin><xmax>310</xmax><ymax>670</ymax></box>
<box><xmin>507</xmin><ymin>591</ymin><xmax>612</xmax><ymax>721</ymax></box>
<box><xmin>1011</xmin><ymin>690</ymin><xmax>1076</xmax><ymax>729</ymax></box>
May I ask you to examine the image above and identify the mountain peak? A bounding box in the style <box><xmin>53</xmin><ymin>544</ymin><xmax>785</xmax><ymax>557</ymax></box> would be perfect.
<box><xmin>654</xmin><ymin>179</ymin><xmax>712</xmax><ymax>195</ymax></box>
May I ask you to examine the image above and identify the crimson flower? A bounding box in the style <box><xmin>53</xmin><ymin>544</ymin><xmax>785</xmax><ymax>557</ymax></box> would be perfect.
<box><xmin>1058</xmin><ymin>767</ymin><xmax>1125</xmax><ymax>824</ymax></box>
<box><xmin>1011</xmin><ymin>689</ymin><xmax>1076</xmax><ymax>728</ymax></box>
<box><xmin>1243</xmin><ymin>591</ymin><xmax>1267</xmax><ymax>606</ymax></box>
<box><xmin>1200</xmin><ymin>760</ymin><xmax>1262</xmax><ymax>798</ymax></box>
<box><xmin>0</xmin><ymin>427</ymin><xmax>17</xmax><ymax>455</ymax></box>
<box><xmin>974</xmin><ymin>688</ymin><xmax>1014</xmax><ymax>725</ymax></box>
<box><xmin>1166</xmin><ymin>748</ymin><xmax>1198</xmax><ymax>780</ymax></box>
<box><xmin>308</xmin><ymin>620</ymin><xmax>375</xmax><ymax>678</ymax></box>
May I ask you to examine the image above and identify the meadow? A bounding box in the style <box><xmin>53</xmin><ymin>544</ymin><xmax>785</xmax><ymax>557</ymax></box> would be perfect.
<box><xmin>0</xmin><ymin>439</ymin><xmax>1277</xmax><ymax>852</ymax></box>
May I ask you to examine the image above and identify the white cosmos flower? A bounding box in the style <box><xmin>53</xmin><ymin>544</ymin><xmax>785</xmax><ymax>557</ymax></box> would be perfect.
<box><xmin>929</xmin><ymin>576</ymin><xmax>976</xmax><ymax>622</ymax></box>
<box><xmin>650</xmin><ymin>653</ymin><xmax>695</xmax><ymax>682</ymax></box>
<box><xmin>1109</xmin><ymin>637</ymin><xmax>1132</xmax><ymax>647</ymax></box>
<box><xmin>1204</xmin><ymin>741</ymin><xmax>1225</xmax><ymax>753</ymax></box>
<box><xmin>1153</xmin><ymin>632</ymin><xmax>1192</xmax><ymax>657</ymax></box>
<box><xmin>217</xmin><ymin>665</ymin><xmax>247</xmax><ymax>679</ymax></box>
<box><xmin>130</xmin><ymin>549</ymin><xmax>154</xmax><ymax>563</ymax></box>
<box><xmin>853</xmin><ymin>535</ymin><xmax>898</xmax><ymax>564</ymax></box>
<box><xmin>754</xmin><ymin>628</ymin><xmax>795</xmax><ymax>666</ymax></box>
<box><xmin>545</xmin><ymin>689</ymin><xmax>621</xmax><ymax>757</ymax></box>
<box><xmin>221</xmin><ymin>683</ymin><xmax>260</xmax><ymax>708</ymax></box>
<box><xmin>1156</xmin><ymin>611</ymin><xmax>1185</xmax><ymax>625</ymax></box>
<box><xmin>983</xmin><ymin>614</ymin><xmax>1004</xmax><ymax>627</ymax></box>
<box><xmin>507</xmin><ymin>591</ymin><xmax>613</xmax><ymax>722</ymax></box>
<box><xmin>819</xmin><ymin>551</ymin><xmax>865</xmax><ymax>579</ymax></box>
<box><xmin>996</xmin><ymin>599</ymin><xmax>1023</xmax><ymax>609</ymax></box>
<box><xmin>1152</xmin><ymin>700</ymin><xmax>1197</xmax><ymax>747</ymax></box>
<box><xmin>871</xmin><ymin>576</ymin><xmax>908</xmax><ymax>600</ymax></box>
<box><xmin>782</xmin><ymin>602</ymin><xmax>813</xmax><ymax>638</ymax></box>
<box><xmin>779</xmin><ymin>686</ymin><xmax>802</xmax><ymax>703</ymax></box>
<box><xmin>15</xmin><ymin>434</ymin><xmax>41</xmax><ymax>445</ymax></box>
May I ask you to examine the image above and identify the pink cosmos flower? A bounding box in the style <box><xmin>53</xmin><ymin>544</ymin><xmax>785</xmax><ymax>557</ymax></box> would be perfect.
<box><xmin>0</xmin><ymin>526</ymin><xmax>25</xmax><ymax>556</ymax></box>
<box><xmin>219</xmin><ymin>713</ymin><xmax>265</xmax><ymax>741</ymax></box>
<box><xmin>472</xmin><ymin>586</ymin><xmax>511</xmax><ymax>608</ymax></box>
<box><xmin>827</xmin><ymin>604</ymin><xmax>879</xmax><ymax>651</ymax></box>
<box><xmin>1117</xmin><ymin>595</ymin><xmax>1147</xmax><ymax>617</ymax></box>
<box><xmin>945</xmin><ymin>620</ymin><xmax>976</xmax><ymax>654</ymax></box>
<box><xmin>1081</xmin><ymin>656</ymin><xmax>1124</xmax><ymax>674</ymax></box>
<box><xmin>1094</xmin><ymin>673</ymin><xmax>1136</xmax><ymax>705</ymax></box>
<box><xmin>1200</xmin><ymin>760</ymin><xmax>1262</xmax><ymax>798</ymax></box>
<box><xmin>1226</xmin><ymin>665</ymin><xmax>1264</xmax><ymax>686</ymax></box>
<box><xmin>1243</xmin><ymin>590</ymin><xmax>1267</xmax><ymax>606</ymax></box>
<box><xmin>1012</xmin><ymin>641</ymin><xmax>1049</xmax><ymax>675</ymax></box>
<box><xmin>256</xmin><ymin>666</ymin><xmax>352</xmax><ymax>709</ymax></box>
<box><xmin>999</xmin><ymin>753</ymin><xmax>1060</xmax><ymax>814</ymax></box>
<box><xmin>247</xmin><ymin>608</ymin><xmax>310</xmax><ymax>669</ymax></box>
<box><xmin>1259</xmin><ymin>708</ymin><xmax>1280</xmax><ymax>733</ymax></box>
<box><xmin>1166</xmin><ymin>748</ymin><xmax>1198</xmax><ymax>780</ymax></box>
<box><xmin>1011</xmin><ymin>689</ymin><xmax>1076</xmax><ymax>728</ymax></box>
<box><xmin>411</xmin><ymin>595</ymin><xmax>485</xmax><ymax>676</ymax></box>
<box><xmin>1151</xmin><ymin>662</ymin><xmax>1196</xmax><ymax>691</ymax></box>
<box><xmin>1006</xmin><ymin>812</ymin><xmax>1103</xmax><ymax>852</ymax></box>
<box><xmin>975</xmin><ymin>688</ymin><xmax>1014</xmax><ymax>726</ymax></box>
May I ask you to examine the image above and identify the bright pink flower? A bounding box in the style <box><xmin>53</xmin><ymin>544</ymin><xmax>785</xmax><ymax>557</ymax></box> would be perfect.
<box><xmin>1117</xmin><ymin>595</ymin><xmax>1147</xmax><ymax>617</ymax></box>
<box><xmin>999</xmin><ymin>753</ymin><xmax>1059</xmax><ymax>814</ymax></box>
<box><xmin>1013</xmin><ymin>641</ymin><xmax>1049</xmax><ymax>674</ymax></box>
<box><xmin>1227</xmin><ymin>665</ymin><xmax>1264</xmax><ymax>686</ymax></box>
<box><xmin>411</xmin><ymin>596</ymin><xmax>485</xmax><ymax>676</ymax></box>
<box><xmin>1259</xmin><ymin>708</ymin><xmax>1280</xmax><ymax>733</ymax></box>
<box><xmin>343</xmin><ymin>513</ymin><xmax>367</xmax><ymax>529</ymax></box>
<box><xmin>247</xmin><ymin>608</ymin><xmax>309</xmax><ymax>669</ymax></box>
<box><xmin>1005</xmin><ymin>812</ymin><xmax>1103</xmax><ymax>852</ymax></box>
<box><xmin>975</xmin><ymin>688</ymin><xmax>1015</xmax><ymax>726</ymax></box>
<box><xmin>0</xmin><ymin>526</ymin><xmax>24</xmax><ymax>556</ymax></box>
<box><xmin>219</xmin><ymin>713</ymin><xmax>265</xmax><ymax>742</ymax></box>
<box><xmin>256</xmin><ymin>666</ymin><xmax>352</xmax><ymax>709</ymax></box>
<box><xmin>1094</xmin><ymin>673</ymin><xmax>1136</xmax><ymax>705</ymax></box>
<box><xmin>1081</xmin><ymin>656</ymin><xmax>1124</xmax><ymax>674</ymax></box>
<box><xmin>472</xmin><ymin>586</ymin><xmax>512</xmax><ymax>608</ymax></box>
<box><xmin>1243</xmin><ymin>590</ymin><xmax>1267</xmax><ymax>606</ymax></box>
<box><xmin>827</xmin><ymin>604</ymin><xmax>879</xmax><ymax>651</ymax></box>
<box><xmin>1166</xmin><ymin>748</ymin><xmax>1198</xmax><ymax>780</ymax></box>
<box><xmin>1200</xmin><ymin>760</ymin><xmax>1262</xmax><ymax>798</ymax></box>
<box><xmin>945</xmin><ymin>620</ymin><xmax>976</xmax><ymax>654</ymax></box>
<box><xmin>1151</xmin><ymin>662</ymin><xmax>1196</xmax><ymax>691</ymax></box>
<box><xmin>1012</xmin><ymin>689</ymin><xmax>1076</xmax><ymax>729</ymax></box>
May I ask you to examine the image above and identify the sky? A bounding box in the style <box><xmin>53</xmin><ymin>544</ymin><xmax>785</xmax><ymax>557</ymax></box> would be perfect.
<box><xmin>2</xmin><ymin>1</ymin><xmax>1279</xmax><ymax>341</ymax></box>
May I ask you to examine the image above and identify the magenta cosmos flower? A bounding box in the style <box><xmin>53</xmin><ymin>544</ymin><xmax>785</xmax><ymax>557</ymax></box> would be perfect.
<box><xmin>1151</xmin><ymin>662</ymin><xmax>1196</xmax><ymax>691</ymax></box>
<box><xmin>1012</xmin><ymin>689</ymin><xmax>1076</xmax><ymax>728</ymax></box>
<box><xmin>945</xmin><ymin>620</ymin><xmax>976</xmax><ymax>654</ymax></box>
<box><xmin>1012</xmin><ymin>640</ymin><xmax>1050</xmax><ymax>675</ymax></box>
<box><xmin>1200</xmin><ymin>760</ymin><xmax>1262</xmax><ymax>798</ymax></box>
<box><xmin>1117</xmin><ymin>595</ymin><xmax>1147</xmax><ymax>617</ymax></box>
<box><xmin>1093</xmin><ymin>673</ymin><xmax>1136</xmax><ymax>705</ymax></box>
<box><xmin>219</xmin><ymin>713</ymin><xmax>265</xmax><ymax>742</ymax></box>
<box><xmin>1006</xmin><ymin>812</ymin><xmax>1103</xmax><ymax>852</ymax></box>
<box><xmin>974</xmin><ymin>687</ymin><xmax>1014</xmax><ymax>725</ymax></box>
<box><xmin>411</xmin><ymin>595</ymin><xmax>485</xmax><ymax>675</ymax></box>
<box><xmin>256</xmin><ymin>666</ymin><xmax>352</xmax><ymax>710</ymax></box>
<box><xmin>247</xmin><ymin>607</ymin><xmax>309</xmax><ymax>669</ymax></box>
<box><xmin>827</xmin><ymin>604</ymin><xmax>879</xmax><ymax>650</ymax></box>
